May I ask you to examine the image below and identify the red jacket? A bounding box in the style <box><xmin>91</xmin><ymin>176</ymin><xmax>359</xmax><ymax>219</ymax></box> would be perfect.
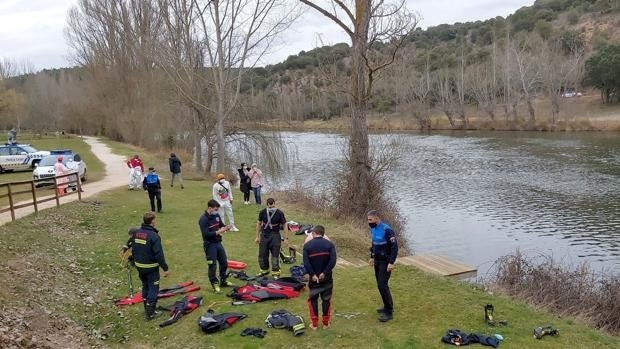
<box><xmin>127</xmin><ymin>158</ymin><xmax>144</xmax><ymax>172</ymax></box>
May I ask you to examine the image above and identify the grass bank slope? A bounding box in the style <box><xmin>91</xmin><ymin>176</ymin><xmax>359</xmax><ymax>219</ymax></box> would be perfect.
<box><xmin>0</xmin><ymin>181</ymin><xmax>617</xmax><ymax>348</ymax></box>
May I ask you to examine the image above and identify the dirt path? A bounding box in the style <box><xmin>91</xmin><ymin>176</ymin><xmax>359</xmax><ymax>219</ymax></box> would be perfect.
<box><xmin>0</xmin><ymin>136</ymin><xmax>128</xmax><ymax>225</ymax></box>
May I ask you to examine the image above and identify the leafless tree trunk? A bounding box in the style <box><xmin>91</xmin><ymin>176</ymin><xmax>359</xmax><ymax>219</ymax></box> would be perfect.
<box><xmin>300</xmin><ymin>0</ymin><xmax>417</xmax><ymax>216</ymax></box>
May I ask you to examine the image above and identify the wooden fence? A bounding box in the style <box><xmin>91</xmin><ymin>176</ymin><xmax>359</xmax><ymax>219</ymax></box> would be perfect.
<box><xmin>0</xmin><ymin>172</ymin><xmax>83</xmax><ymax>221</ymax></box>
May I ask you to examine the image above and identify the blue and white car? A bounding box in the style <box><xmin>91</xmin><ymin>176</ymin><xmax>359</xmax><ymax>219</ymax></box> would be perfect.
<box><xmin>32</xmin><ymin>150</ymin><xmax>88</xmax><ymax>186</ymax></box>
<box><xmin>0</xmin><ymin>143</ymin><xmax>50</xmax><ymax>173</ymax></box>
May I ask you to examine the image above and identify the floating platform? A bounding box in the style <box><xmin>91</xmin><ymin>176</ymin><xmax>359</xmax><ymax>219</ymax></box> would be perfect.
<box><xmin>396</xmin><ymin>254</ymin><xmax>477</xmax><ymax>280</ymax></box>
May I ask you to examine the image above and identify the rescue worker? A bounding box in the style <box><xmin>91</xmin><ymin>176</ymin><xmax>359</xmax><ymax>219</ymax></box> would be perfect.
<box><xmin>127</xmin><ymin>212</ymin><xmax>169</xmax><ymax>320</ymax></box>
<box><xmin>168</xmin><ymin>153</ymin><xmax>184</xmax><ymax>189</ymax></box>
<box><xmin>143</xmin><ymin>167</ymin><xmax>162</xmax><ymax>213</ymax></box>
<box><xmin>199</xmin><ymin>199</ymin><xmax>233</xmax><ymax>292</ymax></box>
<box><xmin>303</xmin><ymin>225</ymin><xmax>337</xmax><ymax>330</ymax></box>
<box><xmin>367</xmin><ymin>210</ymin><xmax>398</xmax><ymax>322</ymax></box>
<box><xmin>54</xmin><ymin>156</ymin><xmax>69</xmax><ymax>196</ymax></box>
<box><xmin>127</xmin><ymin>154</ymin><xmax>145</xmax><ymax>190</ymax></box>
<box><xmin>212</xmin><ymin>173</ymin><xmax>238</xmax><ymax>231</ymax></box>
<box><xmin>255</xmin><ymin>198</ymin><xmax>289</xmax><ymax>278</ymax></box>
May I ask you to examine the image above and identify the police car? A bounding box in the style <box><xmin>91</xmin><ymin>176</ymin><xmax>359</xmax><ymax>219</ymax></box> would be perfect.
<box><xmin>0</xmin><ymin>143</ymin><xmax>50</xmax><ymax>173</ymax></box>
<box><xmin>32</xmin><ymin>150</ymin><xmax>88</xmax><ymax>186</ymax></box>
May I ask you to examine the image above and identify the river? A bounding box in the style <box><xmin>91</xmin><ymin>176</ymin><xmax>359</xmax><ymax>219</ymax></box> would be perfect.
<box><xmin>241</xmin><ymin>131</ymin><xmax>620</xmax><ymax>277</ymax></box>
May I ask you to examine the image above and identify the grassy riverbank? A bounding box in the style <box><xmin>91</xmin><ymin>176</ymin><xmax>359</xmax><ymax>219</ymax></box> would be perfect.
<box><xmin>0</xmin><ymin>178</ymin><xmax>618</xmax><ymax>348</ymax></box>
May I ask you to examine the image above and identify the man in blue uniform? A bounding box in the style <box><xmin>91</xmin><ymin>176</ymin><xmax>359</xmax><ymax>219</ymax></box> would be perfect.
<box><xmin>199</xmin><ymin>199</ymin><xmax>232</xmax><ymax>292</ymax></box>
<box><xmin>303</xmin><ymin>225</ymin><xmax>337</xmax><ymax>330</ymax></box>
<box><xmin>143</xmin><ymin>167</ymin><xmax>162</xmax><ymax>212</ymax></box>
<box><xmin>127</xmin><ymin>212</ymin><xmax>169</xmax><ymax>320</ymax></box>
<box><xmin>367</xmin><ymin>210</ymin><xmax>398</xmax><ymax>322</ymax></box>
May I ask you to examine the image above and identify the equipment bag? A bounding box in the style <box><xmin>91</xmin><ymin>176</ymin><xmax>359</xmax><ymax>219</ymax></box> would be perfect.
<box><xmin>265</xmin><ymin>309</ymin><xmax>305</xmax><ymax>336</ymax></box>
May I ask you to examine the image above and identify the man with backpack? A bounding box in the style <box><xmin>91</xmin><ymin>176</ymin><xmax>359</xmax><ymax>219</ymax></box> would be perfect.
<box><xmin>143</xmin><ymin>167</ymin><xmax>162</xmax><ymax>213</ymax></box>
<box><xmin>256</xmin><ymin>198</ymin><xmax>289</xmax><ymax>278</ymax></box>
<box><xmin>212</xmin><ymin>173</ymin><xmax>239</xmax><ymax>231</ymax></box>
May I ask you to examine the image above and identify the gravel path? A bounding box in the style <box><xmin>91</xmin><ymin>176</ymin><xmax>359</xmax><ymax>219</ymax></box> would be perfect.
<box><xmin>0</xmin><ymin>136</ymin><xmax>128</xmax><ymax>225</ymax></box>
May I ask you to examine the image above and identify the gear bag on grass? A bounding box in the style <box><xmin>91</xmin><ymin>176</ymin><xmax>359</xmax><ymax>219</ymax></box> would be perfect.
<box><xmin>198</xmin><ymin>309</ymin><xmax>247</xmax><ymax>334</ymax></box>
<box><xmin>265</xmin><ymin>309</ymin><xmax>305</xmax><ymax>336</ymax></box>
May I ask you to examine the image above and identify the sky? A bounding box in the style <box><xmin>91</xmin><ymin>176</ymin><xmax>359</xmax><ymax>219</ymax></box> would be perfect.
<box><xmin>0</xmin><ymin>0</ymin><xmax>535</xmax><ymax>71</ymax></box>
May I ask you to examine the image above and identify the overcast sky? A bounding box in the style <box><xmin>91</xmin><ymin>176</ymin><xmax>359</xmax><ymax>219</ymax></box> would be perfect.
<box><xmin>0</xmin><ymin>0</ymin><xmax>535</xmax><ymax>71</ymax></box>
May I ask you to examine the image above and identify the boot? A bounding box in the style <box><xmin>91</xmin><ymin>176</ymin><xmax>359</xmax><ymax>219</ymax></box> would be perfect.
<box><xmin>145</xmin><ymin>302</ymin><xmax>162</xmax><ymax>321</ymax></box>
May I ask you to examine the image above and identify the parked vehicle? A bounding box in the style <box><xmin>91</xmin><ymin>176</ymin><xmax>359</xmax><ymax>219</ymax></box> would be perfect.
<box><xmin>562</xmin><ymin>91</ymin><xmax>583</xmax><ymax>98</ymax></box>
<box><xmin>0</xmin><ymin>143</ymin><xmax>50</xmax><ymax>173</ymax></box>
<box><xmin>33</xmin><ymin>150</ymin><xmax>87</xmax><ymax>187</ymax></box>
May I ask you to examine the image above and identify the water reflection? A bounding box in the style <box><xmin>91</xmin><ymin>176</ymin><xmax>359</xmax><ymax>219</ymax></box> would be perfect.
<box><xmin>265</xmin><ymin>131</ymin><xmax>620</xmax><ymax>275</ymax></box>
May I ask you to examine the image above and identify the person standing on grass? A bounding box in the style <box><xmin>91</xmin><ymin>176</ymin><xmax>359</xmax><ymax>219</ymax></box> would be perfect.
<box><xmin>237</xmin><ymin>163</ymin><xmax>251</xmax><ymax>205</ymax></box>
<box><xmin>143</xmin><ymin>167</ymin><xmax>162</xmax><ymax>213</ymax></box>
<box><xmin>255</xmin><ymin>198</ymin><xmax>289</xmax><ymax>278</ymax></box>
<box><xmin>168</xmin><ymin>153</ymin><xmax>184</xmax><ymax>189</ymax></box>
<box><xmin>212</xmin><ymin>173</ymin><xmax>239</xmax><ymax>231</ymax></box>
<box><xmin>303</xmin><ymin>225</ymin><xmax>337</xmax><ymax>330</ymax></box>
<box><xmin>54</xmin><ymin>156</ymin><xmax>69</xmax><ymax>196</ymax></box>
<box><xmin>127</xmin><ymin>212</ymin><xmax>169</xmax><ymax>320</ymax></box>
<box><xmin>248</xmin><ymin>163</ymin><xmax>264</xmax><ymax>205</ymax></box>
<box><xmin>199</xmin><ymin>199</ymin><xmax>233</xmax><ymax>293</ymax></box>
<box><xmin>367</xmin><ymin>210</ymin><xmax>398</xmax><ymax>322</ymax></box>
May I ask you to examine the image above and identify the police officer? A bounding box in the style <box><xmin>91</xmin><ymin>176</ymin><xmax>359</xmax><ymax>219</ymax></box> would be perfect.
<box><xmin>199</xmin><ymin>199</ymin><xmax>233</xmax><ymax>292</ymax></box>
<box><xmin>255</xmin><ymin>198</ymin><xmax>289</xmax><ymax>278</ymax></box>
<box><xmin>367</xmin><ymin>210</ymin><xmax>398</xmax><ymax>322</ymax></box>
<box><xmin>127</xmin><ymin>212</ymin><xmax>169</xmax><ymax>320</ymax></box>
<box><xmin>143</xmin><ymin>167</ymin><xmax>162</xmax><ymax>212</ymax></box>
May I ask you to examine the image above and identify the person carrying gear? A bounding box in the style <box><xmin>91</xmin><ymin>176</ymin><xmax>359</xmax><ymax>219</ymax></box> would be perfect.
<box><xmin>367</xmin><ymin>210</ymin><xmax>398</xmax><ymax>322</ymax></box>
<box><xmin>303</xmin><ymin>225</ymin><xmax>337</xmax><ymax>330</ymax></box>
<box><xmin>127</xmin><ymin>154</ymin><xmax>145</xmax><ymax>190</ymax></box>
<box><xmin>199</xmin><ymin>199</ymin><xmax>233</xmax><ymax>292</ymax></box>
<box><xmin>168</xmin><ymin>153</ymin><xmax>184</xmax><ymax>189</ymax></box>
<box><xmin>143</xmin><ymin>167</ymin><xmax>162</xmax><ymax>213</ymax></box>
<box><xmin>212</xmin><ymin>173</ymin><xmax>238</xmax><ymax>231</ymax></box>
<box><xmin>126</xmin><ymin>212</ymin><xmax>170</xmax><ymax>320</ymax></box>
<box><xmin>255</xmin><ymin>198</ymin><xmax>289</xmax><ymax>278</ymax></box>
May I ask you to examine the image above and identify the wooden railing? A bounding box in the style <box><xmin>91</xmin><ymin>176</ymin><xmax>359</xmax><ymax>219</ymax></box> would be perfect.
<box><xmin>0</xmin><ymin>172</ymin><xmax>83</xmax><ymax>221</ymax></box>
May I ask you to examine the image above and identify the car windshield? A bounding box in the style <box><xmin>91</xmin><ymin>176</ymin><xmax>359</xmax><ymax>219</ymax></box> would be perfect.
<box><xmin>39</xmin><ymin>154</ymin><xmax>74</xmax><ymax>166</ymax></box>
<box><xmin>19</xmin><ymin>145</ymin><xmax>38</xmax><ymax>153</ymax></box>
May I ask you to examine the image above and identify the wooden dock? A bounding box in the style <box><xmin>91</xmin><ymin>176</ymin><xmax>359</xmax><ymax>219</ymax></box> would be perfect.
<box><xmin>396</xmin><ymin>254</ymin><xmax>477</xmax><ymax>280</ymax></box>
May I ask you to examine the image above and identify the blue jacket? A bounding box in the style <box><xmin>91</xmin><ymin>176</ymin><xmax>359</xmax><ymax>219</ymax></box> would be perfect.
<box><xmin>143</xmin><ymin>172</ymin><xmax>161</xmax><ymax>192</ymax></box>
<box><xmin>128</xmin><ymin>224</ymin><xmax>168</xmax><ymax>271</ymax></box>
<box><xmin>370</xmin><ymin>222</ymin><xmax>398</xmax><ymax>264</ymax></box>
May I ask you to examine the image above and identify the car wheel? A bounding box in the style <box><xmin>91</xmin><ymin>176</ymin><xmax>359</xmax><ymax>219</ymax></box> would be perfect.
<box><xmin>81</xmin><ymin>169</ymin><xmax>87</xmax><ymax>182</ymax></box>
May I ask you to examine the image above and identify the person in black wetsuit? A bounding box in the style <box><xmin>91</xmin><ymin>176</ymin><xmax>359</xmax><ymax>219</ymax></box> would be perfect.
<box><xmin>303</xmin><ymin>225</ymin><xmax>337</xmax><ymax>330</ymax></box>
<box><xmin>367</xmin><ymin>210</ymin><xmax>398</xmax><ymax>322</ymax></box>
<box><xmin>255</xmin><ymin>198</ymin><xmax>289</xmax><ymax>278</ymax></box>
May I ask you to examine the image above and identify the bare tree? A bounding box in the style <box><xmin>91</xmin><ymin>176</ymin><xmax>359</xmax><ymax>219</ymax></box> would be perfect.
<box><xmin>193</xmin><ymin>0</ymin><xmax>299</xmax><ymax>173</ymax></box>
<box><xmin>468</xmin><ymin>62</ymin><xmax>497</xmax><ymax>121</ymax></box>
<box><xmin>299</xmin><ymin>0</ymin><xmax>417</xmax><ymax>216</ymax></box>
<box><xmin>512</xmin><ymin>37</ymin><xmax>541</xmax><ymax>127</ymax></box>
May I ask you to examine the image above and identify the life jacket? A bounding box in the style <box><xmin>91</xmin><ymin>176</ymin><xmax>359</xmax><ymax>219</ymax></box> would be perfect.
<box><xmin>229</xmin><ymin>284</ymin><xmax>300</xmax><ymax>303</ymax></box>
<box><xmin>198</xmin><ymin>309</ymin><xmax>247</xmax><ymax>334</ymax></box>
<box><xmin>265</xmin><ymin>309</ymin><xmax>305</xmax><ymax>336</ymax></box>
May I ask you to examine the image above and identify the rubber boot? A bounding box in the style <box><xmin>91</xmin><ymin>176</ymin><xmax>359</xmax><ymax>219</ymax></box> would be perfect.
<box><xmin>145</xmin><ymin>303</ymin><xmax>162</xmax><ymax>321</ymax></box>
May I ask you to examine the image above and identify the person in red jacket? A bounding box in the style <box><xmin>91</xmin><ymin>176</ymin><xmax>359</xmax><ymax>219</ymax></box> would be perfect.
<box><xmin>127</xmin><ymin>154</ymin><xmax>145</xmax><ymax>190</ymax></box>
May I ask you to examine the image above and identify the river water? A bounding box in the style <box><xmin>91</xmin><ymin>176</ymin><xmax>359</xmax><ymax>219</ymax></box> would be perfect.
<box><xmin>250</xmin><ymin>131</ymin><xmax>620</xmax><ymax>276</ymax></box>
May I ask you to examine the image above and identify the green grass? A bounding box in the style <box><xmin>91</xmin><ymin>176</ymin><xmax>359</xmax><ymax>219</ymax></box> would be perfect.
<box><xmin>0</xmin><ymin>180</ymin><xmax>617</xmax><ymax>348</ymax></box>
<box><xmin>0</xmin><ymin>134</ymin><xmax>104</xmax><ymax>205</ymax></box>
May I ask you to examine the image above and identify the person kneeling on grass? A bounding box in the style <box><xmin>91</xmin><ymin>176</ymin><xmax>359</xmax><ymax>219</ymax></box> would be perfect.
<box><xmin>199</xmin><ymin>199</ymin><xmax>233</xmax><ymax>292</ymax></box>
<box><xmin>303</xmin><ymin>225</ymin><xmax>337</xmax><ymax>330</ymax></box>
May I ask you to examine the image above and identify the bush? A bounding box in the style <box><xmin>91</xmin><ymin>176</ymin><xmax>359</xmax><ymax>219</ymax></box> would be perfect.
<box><xmin>567</xmin><ymin>9</ymin><xmax>580</xmax><ymax>24</ymax></box>
<box><xmin>490</xmin><ymin>250</ymin><xmax>620</xmax><ymax>334</ymax></box>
